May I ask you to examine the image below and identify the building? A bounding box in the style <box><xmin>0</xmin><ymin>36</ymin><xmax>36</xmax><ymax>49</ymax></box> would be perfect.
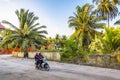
<box><xmin>0</xmin><ymin>23</ymin><xmax>5</xmax><ymax>30</ymax></box>
<box><xmin>0</xmin><ymin>24</ymin><xmax>5</xmax><ymax>54</ymax></box>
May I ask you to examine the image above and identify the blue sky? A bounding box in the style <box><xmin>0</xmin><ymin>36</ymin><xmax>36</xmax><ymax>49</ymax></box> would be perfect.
<box><xmin>0</xmin><ymin>0</ymin><xmax>119</xmax><ymax>37</ymax></box>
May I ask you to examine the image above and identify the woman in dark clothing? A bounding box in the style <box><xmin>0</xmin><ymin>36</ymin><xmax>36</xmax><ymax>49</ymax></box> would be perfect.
<box><xmin>35</xmin><ymin>53</ymin><xmax>44</xmax><ymax>69</ymax></box>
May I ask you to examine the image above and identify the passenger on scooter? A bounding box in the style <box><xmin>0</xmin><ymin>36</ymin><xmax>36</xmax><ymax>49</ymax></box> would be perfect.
<box><xmin>35</xmin><ymin>53</ymin><xmax>44</xmax><ymax>69</ymax></box>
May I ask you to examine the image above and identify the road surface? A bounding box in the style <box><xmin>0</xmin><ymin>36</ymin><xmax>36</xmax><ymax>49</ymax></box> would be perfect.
<box><xmin>0</xmin><ymin>54</ymin><xmax>120</xmax><ymax>80</ymax></box>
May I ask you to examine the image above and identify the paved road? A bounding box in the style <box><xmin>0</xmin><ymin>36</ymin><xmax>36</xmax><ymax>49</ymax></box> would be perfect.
<box><xmin>0</xmin><ymin>54</ymin><xmax>120</xmax><ymax>80</ymax></box>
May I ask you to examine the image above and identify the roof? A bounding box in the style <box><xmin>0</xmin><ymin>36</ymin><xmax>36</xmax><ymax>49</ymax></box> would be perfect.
<box><xmin>0</xmin><ymin>24</ymin><xmax>5</xmax><ymax>29</ymax></box>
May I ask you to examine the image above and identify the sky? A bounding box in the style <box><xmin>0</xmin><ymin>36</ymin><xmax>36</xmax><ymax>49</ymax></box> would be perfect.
<box><xmin>0</xmin><ymin>0</ymin><xmax>119</xmax><ymax>38</ymax></box>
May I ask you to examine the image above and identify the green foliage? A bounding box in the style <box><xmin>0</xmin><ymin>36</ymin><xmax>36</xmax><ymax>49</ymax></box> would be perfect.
<box><xmin>89</xmin><ymin>35</ymin><xmax>103</xmax><ymax>53</ymax></box>
<box><xmin>68</xmin><ymin>3</ymin><xmax>105</xmax><ymax>50</ymax></box>
<box><xmin>100</xmin><ymin>26</ymin><xmax>120</xmax><ymax>53</ymax></box>
<box><xmin>37</xmin><ymin>49</ymin><xmax>59</xmax><ymax>52</ymax></box>
<box><xmin>0</xmin><ymin>28</ymin><xmax>13</xmax><ymax>37</ymax></box>
<box><xmin>61</xmin><ymin>39</ymin><xmax>89</xmax><ymax>63</ymax></box>
<box><xmin>117</xmin><ymin>55</ymin><xmax>120</xmax><ymax>62</ymax></box>
<box><xmin>93</xmin><ymin>0</ymin><xmax>119</xmax><ymax>27</ymax></box>
<box><xmin>93</xmin><ymin>0</ymin><xmax>120</xmax><ymax>5</ymax></box>
<box><xmin>89</xmin><ymin>26</ymin><xmax>120</xmax><ymax>54</ymax></box>
<box><xmin>45</xmin><ymin>35</ymin><xmax>68</xmax><ymax>50</ymax></box>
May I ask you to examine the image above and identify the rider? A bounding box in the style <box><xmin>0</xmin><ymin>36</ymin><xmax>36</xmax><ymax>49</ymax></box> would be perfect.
<box><xmin>35</xmin><ymin>53</ymin><xmax>44</xmax><ymax>69</ymax></box>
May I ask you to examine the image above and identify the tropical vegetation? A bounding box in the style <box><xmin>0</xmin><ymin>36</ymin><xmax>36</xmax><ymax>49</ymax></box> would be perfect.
<box><xmin>0</xmin><ymin>9</ymin><xmax>47</xmax><ymax>57</ymax></box>
<box><xmin>89</xmin><ymin>26</ymin><xmax>120</xmax><ymax>54</ymax></box>
<box><xmin>93</xmin><ymin>0</ymin><xmax>119</xmax><ymax>27</ymax></box>
<box><xmin>62</xmin><ymin>1</ymin><xmax>120</xmax><ymax>63</ymax></box>
<box><xmin>0</xmin><ymin>0</ymin><xmax>120</xmax><ymax>64</ymax></box>
<box><xmin>68</xmin><ymin>3</ymin><xmax>105</xmax><ymax>50</ymax></box>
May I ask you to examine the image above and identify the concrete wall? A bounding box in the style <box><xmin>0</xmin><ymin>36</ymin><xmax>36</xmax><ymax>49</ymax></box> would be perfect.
<box><xmin>87</xmin><ymin>54</ymin><xmax>120</xmax><ymax>69</ymax></box>
<box><xmin>28</xmin><ymin>52</ymin><xmax>61</xmax><ymax>61</ymax></box>
<box><xmin>12</xmin><ymin>51</ymin><xmax>61</xmax><ymax>61</ymax></box>
<box><xmin>12</xmin><ymin>52</ymin><xmax>24</xmax><ymax>58</ymax></box>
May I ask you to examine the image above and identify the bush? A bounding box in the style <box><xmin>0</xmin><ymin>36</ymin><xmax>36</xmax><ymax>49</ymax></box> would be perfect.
<box><xmin>61</xmin><ymin>51</ymin><xmax>89</xmax><ymax>63</ymax></box>
<box><xmin>37</xmin><ymin>49</ymin><xmax>60</xmax><ymax>52</ymax></box>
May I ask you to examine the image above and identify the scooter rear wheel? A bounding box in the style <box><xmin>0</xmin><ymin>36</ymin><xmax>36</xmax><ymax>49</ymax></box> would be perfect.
<box><xmin>44</xmin><ymin>64</ymin><xmax>50</xmax><ymax>71</ymax></box>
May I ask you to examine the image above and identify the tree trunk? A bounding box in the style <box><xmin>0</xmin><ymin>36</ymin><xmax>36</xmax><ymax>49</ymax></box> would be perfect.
<box><xmin>24</xmin><ymin>48</ymin><xmax>28</xmax><ymax>58</ymax></box>
<box><xmin>108</xmin><ymin>13</ymin><xmax>110</xmax><ymax>28</ymax></box>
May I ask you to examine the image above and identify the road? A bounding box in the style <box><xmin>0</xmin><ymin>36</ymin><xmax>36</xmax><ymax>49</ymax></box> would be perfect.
<box><xmin>0</xmin><ymin>54</ymin><xmax>120</xmax><ymax>80</ymax></box>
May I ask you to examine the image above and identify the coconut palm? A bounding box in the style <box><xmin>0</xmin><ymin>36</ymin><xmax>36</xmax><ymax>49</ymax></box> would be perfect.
<box><xmin>112</xmin><ymin>0</ymin><xmax>120</xmax><ymax>5</ymax></box>
<box><xmin>68</xmin><ymin>3</ymin><xmax>105</xmax><ymax>50</ymax></box>
<box><xmin>54</xmin><ymin>34</ymin><xmax>61</xmax><ymax>49</ymax></box>
<box><xmin>93</xmin><ymin>0</ymin><xmax>119</xmax><ymax>27</ymax></box>
<box><xmin>61</xmin><ymin>35</ymin><xmax>67</xmax><ymax>41</ymax></box>
<box><xmin>93</xmin><ymin>0</ymin><xmax>120</xmax><ymax>5</ymax></box>
<box><xmin>1</xmin><ymin>9</ymin><xmax>47</xmax><ymax>57</ymax></box>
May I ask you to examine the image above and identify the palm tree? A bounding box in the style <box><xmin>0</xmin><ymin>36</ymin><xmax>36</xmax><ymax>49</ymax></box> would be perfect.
<box><xmin>54</xmin><ymin>34</ymin><xmax>60</xmax><ymax>49</ymax></box>
<box><xmin>61</xmin><ymin>35</ymin><xmax>67</xmax><ymax>41</ymax></box>
<box><xmin>93</xmin><ymin>0</ymin><xmax>119</xmax><ymax>28</ymax></box>
<box><xmin>59</xmin><ymin>35</ymin><xmax>67</xmax><ymax>49</ymax></box>
<box><xmin>112</xmin><ymin>0</ymin><xmax>120</xmax><ymax>5</ymax></box>
<box><xmin>93</xmin><ymin>0</ymin><xmax>120</xmax><ymax>5</ymax></box>
<box><xmin>1</xmin><ymin>9</ymin><xmax>47</xmax><ymax>57</ymax></box>
<box><xmin>68</xmin><ymin>3</ymin><xmax>105</xmax><ymax>50</ymax></box>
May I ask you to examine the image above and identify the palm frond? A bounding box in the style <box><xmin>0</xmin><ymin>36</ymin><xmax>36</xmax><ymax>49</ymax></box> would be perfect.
<box><xmin>114</xmin><ymin>19</ymin><xmax>120</xmax><ymax>25</ymax></box>
<box><xmin>2</xmin><ymin>20</ymin><xmax>18</xmax><ymax>30</ymax></box>
<box><xmin>28</xmin><ymin>23</ymin><xmax>39</xmax><ymax>29</ymax></box>
<box><xmin>38</xmin><ymin>30</ymin><xmax>48</xmax><ymax>34</ymax></box>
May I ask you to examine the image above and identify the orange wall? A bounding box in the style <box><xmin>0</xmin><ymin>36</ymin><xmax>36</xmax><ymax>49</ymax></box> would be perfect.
<box><xmin>0</xmin><ymin>47</ymin><xmax>37</xmax><ymax>54</ymax></box>
<box><xmin>41</xmin><ymin>45</ymin><xmax>54</xmax><ymax>50</ymax></box>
